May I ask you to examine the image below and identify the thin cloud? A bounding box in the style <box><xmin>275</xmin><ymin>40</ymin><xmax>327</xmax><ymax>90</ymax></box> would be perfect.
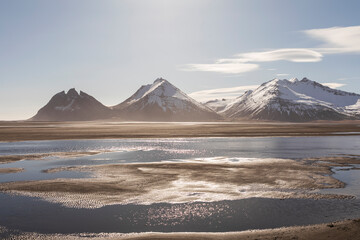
<box><xmin>277</xmin><ymin>73</ymin><xmax>290</xmax><ymax>77</ymax></box>
<box><xmin>182</xmin><ymin>63</ymin><xmax>259</xmax><ymax>74</ymax></box>
<box><xmin>181</xmin><ymin>25</ymin><xmax>360</xmax><ymax>74</ymax></box>
<box><xmin>189</xmin><ymin>85</ymin><xmax>259</xmax><ymax>102</ymax></box>
<box><xmin>234</xmin><ymin>48</ymin><xmax>322</xmax><ymax>63</ymax></box>
<box><xmin>337</xmin><ymin>77</ymin><xmax>360</xmax><ymax>81</ymax></box>
<box><xmin>304</xmin><ymin>26</ymin><xmax>360</xmax><ymax>54</ymax></box>
<box><xmin>322</xmin><ymin>82</ymin><xmax>346</xmax><ymax>89</ymax></box>
<box><xmin>182</xmin><ymin>48</ymin><xmax>321</xmax><ymax>74</ymax></box>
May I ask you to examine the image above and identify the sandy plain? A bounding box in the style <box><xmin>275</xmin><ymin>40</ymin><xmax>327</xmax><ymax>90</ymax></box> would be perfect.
<box><xmin>1</xmin><ymin>120</ymin><xmax>360</xmax><ymax>141</ymax></box>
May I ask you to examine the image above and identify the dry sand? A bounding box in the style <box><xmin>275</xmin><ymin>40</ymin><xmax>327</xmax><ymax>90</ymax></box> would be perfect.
<box><xmin>1</xmin><ymin>121</ymin><xmax>360</xmax><ymax>141</ymax></box>
<box><xmin>1</xmin><ymin>218</ymin><xmax>360</xmax><ymax>239</ymax></box>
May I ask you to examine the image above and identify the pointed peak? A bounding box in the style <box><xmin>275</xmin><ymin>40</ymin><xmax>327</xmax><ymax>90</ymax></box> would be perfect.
<box><xmin>66</xmin><ymin>88</ymin><xmax>79</xmax><ymax>97</ymax></box>
<box><xmin>289</xmin><ymin>78</ymin><xmax>298</xmax><ymax>82</ymax></box>
<box><xmin>153</xmin><ymin>77</ymin><xmax>167</xmax><ymax>84</ymax></box>
<box><xmin>301</xmin><ymin>77</ymin><xmax>310</xmax><ymax>82</ymax></box>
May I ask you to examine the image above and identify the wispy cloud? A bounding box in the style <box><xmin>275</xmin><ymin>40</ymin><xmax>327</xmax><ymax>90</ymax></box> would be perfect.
<box><xmin>233</xmin><ymin>48</ymin><xmax>322</xmax><ymax>63</ymax></box>
<box><xmin>189</xmin><ymin>85</ymin><xmax>259</xmax><ymax>102</ymax></box>
<box><xmin>304</xmin><ymin>26</ymin><xmax>360</xmax><ymax>54</ymax></box>
<box><xmin>337</xmin><ymin>77</ymin><xmax>360</xmax><ymax>81</ymax></box>
<box><xmin>322</xmin><ymin>82</ymin><xmax>346</xmax><ymax>89</ymax></box>
<box><xmin>276</xmin><ymin>73</ymin><xmax>290</xmax><ymax>77</ymax></box>
<box><xmin>181</xmin><ymin>25</ymin><xmax>360</xmax><ymax>74</ymax></box>
<box><xmin>182</xmin><ymin>63</ymin><xmax>259</xmax><ymax>74</ymax></box>
<box><xmin>182</xmin><ymin>48</ymin><xmax>321</xmax><ymax>74</ymax></box>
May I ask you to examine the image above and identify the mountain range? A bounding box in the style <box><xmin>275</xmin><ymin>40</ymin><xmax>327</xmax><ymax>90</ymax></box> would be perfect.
<box><xmin>30</xmin><ymin>77</ymin><xmax>360</xmax><ymax>122</ymax></box>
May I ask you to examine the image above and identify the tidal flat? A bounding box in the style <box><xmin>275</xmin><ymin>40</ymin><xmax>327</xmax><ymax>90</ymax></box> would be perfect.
<box><xmin>1</xmin><ymin>129</ymin><xmax>360</xmax><ymax>239</ymax></box>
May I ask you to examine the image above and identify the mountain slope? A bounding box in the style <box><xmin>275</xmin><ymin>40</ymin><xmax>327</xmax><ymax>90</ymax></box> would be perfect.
<box><xmin>113</xmin><ymin>78</ymin><xmax>221</xmax><ymax>121</ymax></box>
<box><xmin>204</xmin><ymin>98</ymin><xmax>235</xmax><ymax>112</ymax></box>
<box><xmin>31</xmin><ymin>88</ymin><xmax>112</xmax><ymax>121</ymax></box>
<box><xmin>222</xmin><ymin>78</ymin><xmax>360</xmax><ymax>122</ymax></box>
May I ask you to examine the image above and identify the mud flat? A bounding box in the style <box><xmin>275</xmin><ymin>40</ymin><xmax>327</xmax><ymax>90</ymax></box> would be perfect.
<box><xmin>0</xmin><ymin>151</ymin><xmax>103</xmax><ymax>164</ymax></box>
<box><xmin>0</xmin><ymin>157</ymin><xmax>351</xmax><ymax>208</ymax></box>
<box><xmin>1</xmin><ymin>218</ymin><xmax>360</xmax><ymax>240</ymax></box>
<box><xmin>1</xmin><ymin>121</ymin><xmax>360</xmax><ymax>141</ymax></box>
<box><xmin>0</xmin><ymin>168</ymin><xmax>23</xmax><ymax>174</ymax></box>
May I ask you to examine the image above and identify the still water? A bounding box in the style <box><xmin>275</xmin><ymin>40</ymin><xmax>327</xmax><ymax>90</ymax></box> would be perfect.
<box><xmin>0</xmin><ymin>136</ymin><xmax>360</xmax><ymax>234</ymax></box>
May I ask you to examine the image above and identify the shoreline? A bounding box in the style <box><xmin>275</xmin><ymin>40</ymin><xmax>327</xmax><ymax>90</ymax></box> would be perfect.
<box><xmin>1</xmin><ymin>218</ymin><xmax>360</xmax><ymax>239</ymax></box>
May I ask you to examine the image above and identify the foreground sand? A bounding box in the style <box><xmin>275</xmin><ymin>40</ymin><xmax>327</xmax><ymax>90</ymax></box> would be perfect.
<box><xmin>1</xmin><ymin>219</ymin><xmax>360</xmax><ymax>239</ymax></box>
<box><xmin>1</xmin><ymin>156</ymin><xmax>357</xmax><ymax>208</ymax></box>
<box><xmin>1</xmin><ymin>121</ymin><xmax>360</xmax><ymax>141</ymax></box>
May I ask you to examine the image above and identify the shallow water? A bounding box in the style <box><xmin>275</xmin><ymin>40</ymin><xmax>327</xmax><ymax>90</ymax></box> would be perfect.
<box><xmin>1</xmin><ymin>193</ymin><xmax>360</xmax><ymax>234</ymax></box>
<box><xmin>1</xmin><ymin>136</ymin><xmax>360</xmax><ymax>158</ymax></box>
<box><xmin>1</xmin><ymin>136</ymin><xmax>360</xmax><ymax>183</ymax></box>
<box><xmin>1</xmin><ymin>136</ymin><xmax>360</xmax><ymax>234</ymax></box>
<box><xmin>317</xmin><ymin>164</ymin><xmax>360</xmax><ymax>198</ymax></box>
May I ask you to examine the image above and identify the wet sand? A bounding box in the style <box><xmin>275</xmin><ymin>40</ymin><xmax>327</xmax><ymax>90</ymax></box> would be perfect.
<box><xmin>0</xmin><ymin>151</ymin><xmax>102</xmax><ymax>164</ymax></box>
<box><xmin>0</xmin><ymin>168</ymin><xmax>24</xmax><ymax>174</ymax></box>
<box><xmin>0</xmin><ymin>157</ymin><xmax>352</xmax><ymax>208</ymax></box>
<box><xmin>1</xmin><ymin>218</ymin><xmax>360</xmax><ymax>239</ymax></box>
<box><xmin>1</xmin><ymin>121</ymin><xmax>360</xmax><ymax>141</ymax></box>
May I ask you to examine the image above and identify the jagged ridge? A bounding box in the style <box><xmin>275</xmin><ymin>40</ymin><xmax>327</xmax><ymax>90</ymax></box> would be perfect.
<box><xmin>113</xmin><ymin>78</ymin><xmax>221</xmax><ymax>121</ymax></box>
<box><xmin>221</xmin><ymin>78</ymin><xmax>360</xmax><ymax>122</ymax></box>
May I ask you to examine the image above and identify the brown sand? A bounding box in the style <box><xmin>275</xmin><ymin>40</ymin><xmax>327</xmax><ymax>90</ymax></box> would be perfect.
<box><xmin>0</xmin><ymin>168</ymin><xmax>24</xmax><ymax>174</ymax></box>
<box><xmin>1</xmin><ymin>121</ymin><xmax>360</xmax><ymax>142</ymax></box>
<box><xmin>1</xmin><ymin>218</ymin><xmax>360</xmax><ymax>239</ymax></box>
<box><xmin>0</xmin><ymin>151</ymin><xmax>102</xmax><ymax>164</ymax></box>
<box><xmin>0</xmin><ymin>157</ymin><xmax>350</xmax><ymax>208</ymax></box>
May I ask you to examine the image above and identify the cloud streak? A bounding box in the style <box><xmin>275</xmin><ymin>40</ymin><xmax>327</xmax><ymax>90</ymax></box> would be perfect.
<box><xmin>305</xmin><ymin>25</ymin><xmax>360</xmax><ymax>54</ymax></box>
<box><xmin>182</xmin><ymin>63</ymin><xmax>259</xmax><ymax>74</ymax></box>
<box><xmin>182</xmin><ymin>25</ymin><xmax>360</xmax><ymax>74</ymax></box>
<box><xmin>322</xmin><ymin>83</ymin><xmax>346</xmax><ymax>89</ymax></box>
<box><xmin>183</xmin><ymin>48</ymin><xmax>322</xmax><ymax>74</ymax></box>
<box><xmin>234</xmin><ymin>48</ymin><xmax>322</xmax><ymax>63</ymax></box>
<box><xmin>189</xmin><ymin>85</ymin><xmax>259</xmax><ymax>102</ymax></box>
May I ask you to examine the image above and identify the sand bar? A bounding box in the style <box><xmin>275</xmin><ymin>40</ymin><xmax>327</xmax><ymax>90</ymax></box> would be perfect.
<box><xmin>1</xmin><ymin>156</ymin><xmax>355</xmax><ymax>208</ymax></box>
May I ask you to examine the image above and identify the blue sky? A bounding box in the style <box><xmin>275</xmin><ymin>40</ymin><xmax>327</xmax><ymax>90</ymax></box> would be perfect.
<box><xmin>1</xmin><ymin>0</ymin><xmax>360</xmax><ymax>120</ymax></box>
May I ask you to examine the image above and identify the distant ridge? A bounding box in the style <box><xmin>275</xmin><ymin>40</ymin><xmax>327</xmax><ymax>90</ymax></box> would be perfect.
<box><xmin>30</xmin><ymin>88</ymin><xmax>112</xmax><ymax>121</ymax></box>
<box><xmin>30</xmin><ymin>77</ymin><xmax>360</xmax><ymax>122</ymax></box>
<box><xmin>219</xmin><ymin>78</ymin><xmax>360</xmax><ymax>122</ymax></box>
<box><xmin>112</xmin><ymin>78</ymin><xmax>221</xmax><ymax>121</ymax></box>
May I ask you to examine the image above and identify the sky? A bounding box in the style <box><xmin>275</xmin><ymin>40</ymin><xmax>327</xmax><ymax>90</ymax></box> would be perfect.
<box><xmin>1</xmin><ymin>0</ymin><xmax>360</xmax><ymax>120</ymax></box>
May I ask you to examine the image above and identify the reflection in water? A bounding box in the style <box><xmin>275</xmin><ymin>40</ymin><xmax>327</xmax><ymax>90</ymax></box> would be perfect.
<box><xmin>1</xmin><ymin>193</ymin><xmax>360</xmax><ymax>234</ymax></box>
<box><xmin>0</xmin><ymin>137</ymin><xmax>360</xmax><ymax>234</ymax></box>
<box><xmin>1</xmin><ymin>136</ymin><xmax>360</xmax><ymax>159</ymax></box>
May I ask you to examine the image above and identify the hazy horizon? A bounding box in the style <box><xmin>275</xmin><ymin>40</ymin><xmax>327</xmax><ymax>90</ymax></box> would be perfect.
<box><xmin>1</xmin><ymin>0</ymin><xmax>360</xmax><ymax>120</ymax></box>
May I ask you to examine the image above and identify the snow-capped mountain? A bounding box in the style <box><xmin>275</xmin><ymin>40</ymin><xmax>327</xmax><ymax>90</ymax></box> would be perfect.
<box><xmin>221</xmin><ymin>78</ymin><xmax>360</xmax><ymax>122</ymax></box>
<box><xmin>204</xmin><ymin>98</ymin><xmax>235</xmax><ymax>112</ymax></box>
<box><xmin>113</xmin><ymin>78</ymin><xmax>221</xmax><ymax>121</ymax></box>
<box><xmin>31</xmin><ymin>88</ymin><xmax>112</xmax><ymax>121</ymax></box>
